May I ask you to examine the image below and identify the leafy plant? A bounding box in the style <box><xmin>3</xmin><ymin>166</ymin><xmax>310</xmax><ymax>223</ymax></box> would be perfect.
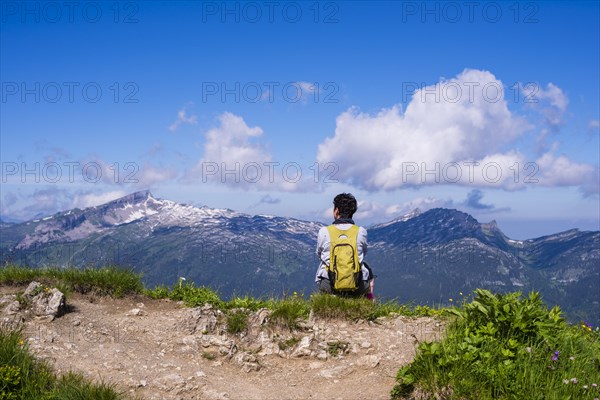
<box><xmin>0</xmin><ymin>364</ymin><xmax>21</xmax><ymax>400</ymax></box>
<box><xmin>391</xmin><ymin>289</ymin><xmax>600</xmax><ymax>399</ymax></box>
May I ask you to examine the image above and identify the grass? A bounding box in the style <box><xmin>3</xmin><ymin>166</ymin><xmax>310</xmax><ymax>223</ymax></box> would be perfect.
<box><xmin>310</xmin><ymin>292</ymin><xmax>444</xmax><ymax>321</ymax></box>
<box><xmin>0</xmin><ymin>326</ymin><xmax>125</xmax><ymax>399</ymax></box>
<box><xmin>2</xmin><ymin>266</ymin><xmax>445</xmax><ymax>326</ymax></box>
<box><xmin>269</xmin><ymin>294</ymin><xmax>310</xmax><ymax>329</ymax></box>
<box><xmin>0</xmin><ymin>265</ymin><xmax>143</xmax><ymax>298</ymax></box>
<box><xmin>226</xmin><ymin>309</ymin><xmax>250</xmax><ymax>334</ymax></box>
<box><xmin>391</xmin><ymin>289</ymin><xmax>600</xmax><ymax>399</ymax></box>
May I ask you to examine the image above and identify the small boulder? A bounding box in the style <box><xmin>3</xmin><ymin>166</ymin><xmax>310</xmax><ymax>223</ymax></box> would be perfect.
<box><xmin>127</xmin><ymin>308</ymin><xmax>145</xmax><ymax>316</ymax></box>
<box><xmin>357</xmin><ymin>355</ymin><xmax>381</xmax><ymax>368</ymax></box>
<box><xmin>31</xmin><ymin>288</ymin><xmax>66</xmax><ymax>320</ymax></box>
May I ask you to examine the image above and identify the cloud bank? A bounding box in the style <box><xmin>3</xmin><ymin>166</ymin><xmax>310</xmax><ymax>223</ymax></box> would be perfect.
<box><xmin>316</xmin><ymin>69</ymin><xmax>597</xmax><ymax>195</ymax></box>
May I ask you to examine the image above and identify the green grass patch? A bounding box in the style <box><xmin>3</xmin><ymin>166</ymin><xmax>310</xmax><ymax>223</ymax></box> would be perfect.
<box><xmin>391</xmin><ymin>289</ymin><xmax>600</xmax><ymax>399</ymax></box>
<box><xmin>226</xmin><ymin>309</ymin><xmax>250</xmax><ymax>334</ymax></box>
<box><xmin>145</xmin><ymin>278</ymin><xmax>223</xmax><ymax>308</ymax></box>
<box><xmin>1</xmin><ymin>266</ymin><xmax>446</xmax><ymax>328</ymax></box>
<box><xmin>225</xmin><ymin>295</ymin><xmax>270</xmax><ymax>311</ymax></box>
<box><xmin>144</xmin><ymin>282</ymin><xmax>445</xmax><ymax>328</ymax></box>
<box><xmin>0</xmin><ymin>265</ymin><xmax>143</xmax><ymax>298</ymax></box>
<box><xmin>309</xmin><ymin>293</ymin><xmax>445</xmax><ymax>321</ymax></box>
<box><xmin>269</xmin><ymin>295</ymin><xmax>310</xmax><ymax>329</ymax></box>
<box><xmin>0</xmin><ymin>326</ymin><xmax>125</xmax><ymax>399</ymax></box>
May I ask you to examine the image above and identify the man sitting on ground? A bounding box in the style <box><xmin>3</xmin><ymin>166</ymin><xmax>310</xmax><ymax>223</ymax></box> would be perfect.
<box><xmin>315</xmin><ymin>193</ymin><xmax>374</xmax><ymax>298</ymax></box>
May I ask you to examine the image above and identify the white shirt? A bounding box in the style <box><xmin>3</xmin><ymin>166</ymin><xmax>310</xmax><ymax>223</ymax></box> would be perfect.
<box><xmin>315</xmin><ymin>223</ymin><xmax>369</xmax><ymax>282</ymax></box>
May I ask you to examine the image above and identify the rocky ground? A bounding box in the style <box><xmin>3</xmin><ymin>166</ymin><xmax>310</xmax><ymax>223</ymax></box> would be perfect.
<box><xmin>1</xmin><ymin>285</ymin><xmax>445</xmax><ymax>400</ymax></box>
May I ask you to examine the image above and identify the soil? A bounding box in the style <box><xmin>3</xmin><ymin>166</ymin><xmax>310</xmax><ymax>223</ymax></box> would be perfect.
<box><xmin>2</xmin><ymin>289</ymin><xmax>445</xmax><ymax>400</ymax></box>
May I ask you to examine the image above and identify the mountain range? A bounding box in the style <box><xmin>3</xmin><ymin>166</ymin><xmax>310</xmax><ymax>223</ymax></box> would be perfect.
<box><xmin>1</xmin><ymin>190</ymin><xmax>598</xmax><ymax>325</ymax></box>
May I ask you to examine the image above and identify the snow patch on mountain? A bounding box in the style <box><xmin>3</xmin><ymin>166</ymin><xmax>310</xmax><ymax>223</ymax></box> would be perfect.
<box><xmin>369</xmin><ymin>209</ymin><xmax>422</xmax><ymax>229</ymax></box>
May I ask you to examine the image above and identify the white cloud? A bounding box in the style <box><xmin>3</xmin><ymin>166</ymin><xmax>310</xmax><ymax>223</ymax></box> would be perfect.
<box><xmin>187</xmin><ymin>112</ymin><xmax>318</xmax><ymax>192</ymax></box>
<box><xmin>260</xmin><ymin>81</ymin><xmax>319</xmax><ymax>104</ymax></box>
<box><xmin>293</xmin><ymin>81</ymin><xmax>319</xmax><ymax>103</ymax></box>
<box><xmin>535</xmin><ymin>147</ymin><xmax>597</xmax><ymax>189</ymax></box>
<box><xmin>70</xmin><ymin>190</ymin><xmax>129</xmax><ymax>209</ymax></box>
<box><xmin>349</xmin><ymin>197</ymin><xmax>453</xmax><ymax>225</ymax></box>
<box><xmin>169</xmin><ymin>106</ymin><xmax>198</xmax><ymax>132</ymax></box>
<box><xmin>589</xmin><ymin>119</ymin><xmax>600</xmax><ymax>130</ymax></box>
<box><xmin>316</xmin><ymin>69</ymin><xmax>596</xmax><ymax>194</ymax></box>
<box><xmin>0</xmin><ymin>188</ymin><xmax>128</xmax><ymax>221</ymax></box>
<box><xmin>536</xmin><ymin>83</ymin><xmax>568</xmax><ymax>112</ymax></box>
<box><xmin>522</xmin><ymin>82</ymin><xmax>568</xmax><ymax>127</ymax></box>
<box><xmin>136</xmin><ymin>164</ymin><xmax>177</xmax><ymax>187</ymax></box>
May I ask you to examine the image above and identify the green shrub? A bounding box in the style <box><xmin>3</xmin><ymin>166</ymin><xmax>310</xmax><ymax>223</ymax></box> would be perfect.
<box><xmin>145</xmin><ymin>284</ymin><xmax>170</xmax><ymax>299</ymax></box>
<box><xmin>0</xmin><ymin>364</ymin><xmax>21</xmax><ymax>400</ymax></box>
<box><xmin>391</xmin><ymin>289</ymin><xmax>600</xmax><ymax>399</ymax></box>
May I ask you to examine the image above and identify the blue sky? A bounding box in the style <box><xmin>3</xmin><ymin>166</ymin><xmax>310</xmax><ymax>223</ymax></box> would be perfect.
<box><xmin>1</xmin><ymin>1</ymin><xmax>599</xmax><ymax>239</ymax></box>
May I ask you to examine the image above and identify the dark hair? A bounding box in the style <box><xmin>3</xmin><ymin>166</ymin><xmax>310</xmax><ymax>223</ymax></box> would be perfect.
<box><xmin>333</xmin><ymin>193</ymin><xmax>357</xmax><ymax>219</ymax></box>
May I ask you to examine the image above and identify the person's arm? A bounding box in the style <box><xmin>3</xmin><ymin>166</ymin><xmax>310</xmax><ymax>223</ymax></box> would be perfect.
<box><xmin>358</xmin><ymin>226</ymin><xmax>368</xmax><ymax>259</ymax></box>
<box><xmin>316</xmin><ymin>227</ymin><xmax>327</xmax><ymax>260</ymax></box>
<box><xmin>315</xmin><ymin>227</ymin><xmax>329</xmax><ymax>282</ymax></box>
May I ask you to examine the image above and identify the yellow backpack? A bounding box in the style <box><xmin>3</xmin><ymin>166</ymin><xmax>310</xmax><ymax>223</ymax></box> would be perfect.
<box><xmin>326</xmin><ymin>225</ymin><xmax>361</xmax><ymax>291</ymax></box>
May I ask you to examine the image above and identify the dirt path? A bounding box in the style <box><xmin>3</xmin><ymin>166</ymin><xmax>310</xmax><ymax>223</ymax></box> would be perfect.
<box><xmin>5</xmin><ymin>292</ymin><xmax>444</xmax><ymax>400</ymax></box>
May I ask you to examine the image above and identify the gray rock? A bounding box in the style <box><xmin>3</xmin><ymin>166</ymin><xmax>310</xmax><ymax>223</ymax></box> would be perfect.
<box><xmin>158</xmin><ymin>373</ymin><xmax>185</xmax><ymax>390</ymax></box>
<box><xmin>357</xmin><ymin>355</ymin><xmax>381</xmax><ymax>368</ymax></box>
<box><xmin>319</xmin><ymin>365</ymin><xmax>353</xmax><ymax>379</ymax></box>
<box><xmin>234</xmin><ymin>352</ymin><xmax>261</xmax><ymax>372</ymax></box>
<box><xmin>248</xmin><ymin>308</ymin><xmax>271</xmax><ymax>326</ymax></box>
<box><xmin>31</xmin><ymin>288</ymin><xmax>66</xmax><ymax>320</ymax></box>
<box><xmin>0</xmin><ymin>294</ymin><xmax>17</xmax><ymax>307</ymax></box>
<box><xmin>178</xmin><ymin>303</ymin><xmax>220</xmax><ymax>334</ymax></box>
<box><xmin>23</xmin><ymin>281</ymin><xmax>42</xmax><ymax>298</ymax></box>
<box><xmin>291</xmin><ymin>335</ymin><xmax>314</xmax><ymax>357</ymax></box>
<box><xmin>3</xmin><ymin>300</ymin><xmax>20</xmax><ymax>315</ymax></box>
